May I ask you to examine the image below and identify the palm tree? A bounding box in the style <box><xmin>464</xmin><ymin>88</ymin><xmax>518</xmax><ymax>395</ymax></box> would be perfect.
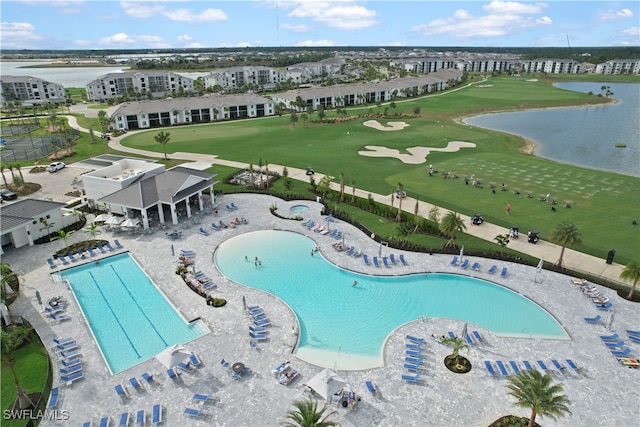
<box><xmin>39</xmin><ymin>218</ymin><xmax>56</xmax><ymax>241</ymax></box>
<box><xmin>84</xmin><ymin>222</ymin><xmax>102</xmax><ymax>241</ymax></box>
<box><xmin>549</xmin><ymin>221</ymin><xmax>582</xmax><ymax>268</ymax></box>
<box><xmin>1</xmin><ymin>325</ymin><xmax>36</xmax><ymax>410</ymax></box>
<box><xmin>440</xmin><ymin>211</ymin><xmax>466</xmax><ymax>248</ymax></box>
<box><xmin>440</xmin><ymin>336</ymin><xmax>469</xmax><ymax>370</ymax></box>
<box><xmin>350</xmin><ymin>180</ymin><xmax>356</xmax><ymax>204</ymax></box>
<box><xmin>52</xmin><ymin>229</ymin><xmax>75</xmax><ymax>251</ymax></box>
<box><xmin>281</xmin><ymin>397</ymin><xmax>340</xmax><ymax>427</ymax></box>
<box><xmin>620</xmin><ymin>260</ymin><xmax>640</xmax><ymax>300</ymax></box>
<box><xmin>494</xmin><ymin>234</ymin><xmax>510</xmax><ymax>256</ymax></box>
<box><xmin>395</xmin><ymin>182</ymin><xmax>405</xmax><ymax>222</ymax></box>
<box><xmin>506</xmin><ymin>370</ymin><xmax>571</xmax><ymax>427</ymax></box>
<box><xmin>339</xmin><ymin>172</ymin><xmax>345</xmax><ymax>203</ymax></box>
<box><xmin>154</xmin><ymin>131</ymin><xmax>171</xmax><ymax>160</ymax></box>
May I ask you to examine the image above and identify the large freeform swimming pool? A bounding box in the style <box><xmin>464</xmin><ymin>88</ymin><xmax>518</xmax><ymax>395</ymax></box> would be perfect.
<box><xmin>215</xmin><ymin>230</ymin><xmax>568</xmax><ymax>370</ymax></box>
<box><xmin>62</xmin><ymin>253</ymin><xmax>208</xmax><ymax>374</ymax></box>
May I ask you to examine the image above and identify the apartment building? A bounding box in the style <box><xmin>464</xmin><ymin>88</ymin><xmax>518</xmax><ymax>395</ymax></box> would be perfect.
<box><xmin>595</xmin><ymin>59</ymin><xmax>640</xmax><ymax>75</ymax></box>
<box><xmin>85</xmin><ymin>71</ymin><xmax>195</xmax><ymax>101</ymax></box>
<box><xmin>0</xmin><ymin>75</ymin><xmax>66</xmax><ymax>106</ymax></box>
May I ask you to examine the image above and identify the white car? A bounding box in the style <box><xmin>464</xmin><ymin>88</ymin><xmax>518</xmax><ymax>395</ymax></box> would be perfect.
<box><xmin>47</xmin><ymin>162</ymin><xmax>66</xmax><ymax>173</ymax></box>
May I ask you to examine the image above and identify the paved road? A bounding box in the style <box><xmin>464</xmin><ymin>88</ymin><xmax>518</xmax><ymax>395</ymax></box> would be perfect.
<box><xmin>55</xmin><ymin>115</ymin><xmax>628</xmax><ymax>286</ymax></box>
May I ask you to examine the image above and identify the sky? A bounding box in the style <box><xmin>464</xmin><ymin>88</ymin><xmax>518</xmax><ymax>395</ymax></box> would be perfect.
<box><xmin>1</xmin><ymin>0</ymin><xmax>639</xmax><ymax>50</ymax></box>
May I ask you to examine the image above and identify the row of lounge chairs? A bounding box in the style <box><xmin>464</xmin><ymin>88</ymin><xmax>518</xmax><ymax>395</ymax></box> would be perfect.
<box><xmin>402</xmin><ymin>335</ymin><xmax>425</xmax><ymax>383</ymax></box>
<box><xmin>47</xmin><ymin>241</ymin><xmax>123</xmax><ymax>268</ymax></box>
<box><xmin>599</xmin><ymin>332</ymin><xmax>639</xmax><ymax>365</ymax></box>
<box><xmin>485</xmin><ymin>359</ymin><xmax>580</xmax><ymax>377</ymax></box>
<box><xmin>272</xmin><ymin>361</ymin><xmax>299</xmax><ymax>386</ymax></box>
<box><xmin>226</xmin><ymin>202</ymin><xmax>239</xmax><ymax>211</ymax></box>
<box><xmin>55</xmin><ymin>337</ymin><xmax>84</xmax><ymax>384</ymax></box>
<box><xmin>445</xmin><ymin>330</ymin><xmax>485</xmax><ymax>346</ymax></box>
<box><xmin>83</xmin><ymin>404</ymin><xmax>163</xmax><ymax>427</ymax></box>
<box><xmin>46</xmin><ymin>298</ymin><xmax>72</xmax><ymax>323</ymax></box>
<box><xmin>573</xmin><ymin>278</ymin><xmax>613</xmax><ymax>311</ymax></box>
<box><xmin>247</xmin><ymin>305</ymin><xmax>270</xmax><ymax>350</ymax></box>
<box><xmin>364</xmin><ymin>253</ymin><xmax>409</xmax><ymax>267</ymax></box>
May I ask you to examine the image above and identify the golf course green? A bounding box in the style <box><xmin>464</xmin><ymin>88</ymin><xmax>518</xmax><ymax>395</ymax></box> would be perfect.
<box><xmin>121</xmin><ymin>76</ymin><xmax>639</xmax><ymax>265</ymax></box>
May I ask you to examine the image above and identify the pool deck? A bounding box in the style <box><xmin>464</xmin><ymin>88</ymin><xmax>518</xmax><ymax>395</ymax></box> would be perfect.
<box><xmin>5</xmin><ymin>193</ymin><xmax>639</xmax><ymax>427</ymax></box>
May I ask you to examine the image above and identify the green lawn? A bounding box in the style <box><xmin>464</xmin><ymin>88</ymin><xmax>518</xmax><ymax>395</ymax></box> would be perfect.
<box><xmin>122</xmin><ymin>76</ymin><xmax>639</xmax><ymax>265</ymax></box>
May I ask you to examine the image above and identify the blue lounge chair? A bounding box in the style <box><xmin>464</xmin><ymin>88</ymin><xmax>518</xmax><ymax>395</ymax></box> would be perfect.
<box><xmin>406</xmin><ymin>335</ymin><xmax>424</xmax><ymax>343</ymax></box>
<box><xmin>389</xmin><ymin>254</ymin><xmax>397</xmax><ymax>264</ymax></box>
<box><xmin>249</xmin><ymin>308</ymin><xmax>264</xmax><ymax>316</ymax></box>
<box><xmin>488</xmin><ymin>265</ymin><xmax>497</xmax><ymax>274</ymax></box>
<box><xmin>97</xmin><ymin>245</ymin><xmax>106</xmax><ymax>254</ymax></box>
<box><xmin>184</xmin><ymin>407</ymin><xmax>204</xmax><ymax>418</ymax></box>
<box><xmin>401</xmin><ymin>373</ymin><xmax>420</xmax><ymax>382</ymax></box>
<box><xmin>105</xmin><ymin>242</ymin><xmax>114</xmax><ymax>251</ymax></box>
<box><xmin>67</xmin><ymin>253</ymin><xmax>77</xmax><ymax>262</ymax></box>
<box><xmin>231</xmin><ymin>202</ymin><xmax>239</xmax><ymax>210</ymax></box>
<box><xmin>220</xmin><ymin>358</ymin><xmax>230</xmax><ymax>368</ymax></box>
<box><xmin>599</xmin><ymin>333</ymin><xmax>621</xmax><ymax>341</ymax></box>
<box><xmin>509</xmin><ymin>361</ymin><xmax>522</xmax><ymax>375</ymax></box>
<box><xmin>118</xmin><ymin>412</ymin><xmax>130</xmax><ymax>427</ymax></box>
<box><xmin>373</xmin><ymin>257</ymin><xmax>380</xmax><ymax>267</ymax></box>
<box><xmin>60</xmin><ymin>349</ymin><xmax>80</xmax><ymax>359</ymax></box>
<box><xmin>484</xmin><ymin>361</ymin><xmax>498</xmax><ymax>376</ymax></box>
<box><xmin>45</xmin><ymin>306</ymin><xmax>65</xmax><ymax>315</ymax></box>
<box><xmin>199</xmin><ymin>227</ymin><xmax>209</xmax><ymax>236</ymax></box>
<box><xmin>596</xmin><ymin>302</ymin><xmax>613</xmax><ymax>311</ymax></box>
<box><xmin>57</xmin><ymin>342</ymin><xmax>78</xmax><ymax>352</ymax></box>
<box><xmin>141</xmin><ymin>372</ymin><xmax>155</xmax><ymax>384</ymax></box>
<box><xmin>114</xmin><ymin>240</ymin><xmax>123</xmax><ymax>249</ymax></box>
<box><xmin>471</xmin><ymin>262</ymin><xmax>480</xmax><ymax>271</ymax></box>
<box><xmin>136</xmin><ymin>410</ymin><xmax>145</xmax><ymax>426</ymax></box>
<box><xmin>211</xmin><ymin>223</ymin><xmax>221</xmax><ymax>231</ymax></box>
<box><xmin>60</xmin><ymin>371</ymin><xmax>84</xmax><ymax>383</ymax></box>
<box><xmin>129</xmin><ymin>377</ymin><xmax>143</xmax><ymax>390</ymax></box>
<box><xmin>47</xmin><ymin>387</ymin><xmax>59</xmax><ymax>409</ymax></box>
<box><xmin>189</xmin><ymin>352</ymin><xmax>202</xmax><ymax>367</ymax></box>
<box><xmin>472</xmin><ymin>330</ymin><xmax>484</xmax><ymax>343</ymax></box>
<box><xmin>565</xmin><ymin>359</ymin><xmax>580</xmax><ymax>372</ymax></box>
<box><xmin>60</xmin><ymin>365</ymin><xmax>83</xmax><ymax>375</ymax></box>
<box><xmin>249</xmin><ymin>325</ymin><xmax>267</xmax><ymax>334</ymax></box>
<box><xmin>363</xmin><ymin>254</ymin><xmax>370</xmax><ymax>265</ymax></box>
<box><xmin>226</xmin><ymin>204</ymin><xmax>234</xmax><ymax>211</ymax></box>
<box><xmin>301</xmin><ymin>220</ymin><xmax>312</xmax><ymax>226</ymax></box>
<box><xmin>459</xmin><ymin>259</ymin><xmax>469</xmax><ymax>269</ymax></box>
<box><xmin>450</xmin><ymin>256</ymin><xmax>459</xmax><ymax>266</ymax></box>
<box><xmin>522</xmin><ymin>360</ymin><xmax>535</xmax><ymax>370</ymax></box>
<box><xmin>249</xmin><ymin>332</ymin><xmax>267</xmax><ymax>340</ymax></box>
<box><xmin>406</xmin><ymin>342</ymin><xmax>422</xmax><ymax>350</ymax></box>
<box><xmin>114</xmin><ymin>384</ymin><xmax>129</xmax><ymax>399</ymax></box>
<box><xmin>628</xmin><ymin>335</ymin><xmax>640</xmax><ymax>344</ymax></box>
<box><xmin>447</xmin><ymin>331</ymin><xmax>456</xmax><ymax>339</ymax></box>
<box><xmin>604</xmin><ymin>341</ymin><xmax>626</xmax><ymax>348</ymax></box>
<box><xmin>610</xmin><ymin>348</ymin><xmax>631</xmax><ymax>357</ymax></box>
<box><xmin>405</xmin><ymin>357</ymin><xmax>424</xmax><ymax>365</ymax></box>
<box><xmin>246</xmin><ymin>304</ymin><xmax>259</xmax><ymax>311</ymax></box>
<box><xmin>50</xmin><ymin>313</ymin><xmax>71</xmax><ymax>322</ymax></box>
<box><xmin>77</xmin><ymin>249</ymin><xmax>86</xmax><ymax>259</ymax></box>
<box><xmin>305</xmin><ymin>221</ymin><xmax>315</xmax><ymax>229</ymax></box>
<box><xmin>399</xmin><ymin>254</ymin><xmax>408</xmax><ymax>265</ymax></box>
<box><xmin>404</xmin><ymin>363</ymin><xmax>420</xmax><ymax>372</ymax></box>
<box><xmin>551</xmin><ymin>360</ymin><xmax>566</xmax><ymax>371</ymax></box>
<box><xmin>254</xmin><ymin>318</ymin><xmax>271</xmax><ymax>326</ymax></box>
<box><xmin>382</xmin><ymin>257</ymin><xmax>390</xmax><ymax>267</ymax></box>
<box><xmin>344</xmin><ymin>246</ymin><xmax>355</xmax><ymax>255</ymax></box>
<box><xmin>333</xmin><ymin>231</ymin><xmax>342</xmax><ymax>240</ymax></box>
<box><xmin>193</xmin><ymin>393</ymin><xmax>212</xmax><ymax>404</ymax></box>
<box><xmin>405</xmin><ymin>349</ymin><xmax>423</xmax><ymax>357</ymax></box>
<box><xmin>166</xmin><ymin>367</ymin><xmax>181</xmax><ymax>380</ymax></box>
<box><xmin>177</xmin><ymin>360</ymin><xmax>191</xmax><ymax>371</ymax></box>
<box><xmin>464</xmin><ymin>334</ymin><xmax>474</xmax><ymax>345</ymax></box>
<box><xmin>584</xmin><ymin>315</ymin><xmax>602</xmax><ymax>324</ymax></box>
<box><xmin>501</xmin><ymin>267</ymin><xmax>508</xmax><ymax>278</ymax></box>
<box><xmin>627</xmin><ymin>329</ymin><xmax>640</xmax><ymax>336</ymax></box>
<box><xmin>99</xmin><ymin>417</ymin><xmax>110</xmax><ymax>427</ymax></box>
<box><xmin>152</xmin><ymin>404</ymin><xmax>162</xmax><ymax>425</ymax></box>
<box><xmin>59</xmin><ymin>255</ymin><xmax>69</xmax><ymax>265</ymax></box>
<box><xmin>365</xmin><ymin>381</ymin><xmax>377</xmax><ymax>398</ymax></box>
<box><xmin>496</xmin><ymin>361</ymin><xmax>510</xmax><ymax>376</ymax></box>
<box><xmin>47</xmin><ymin>258</ymin><xmax>56</xmax><ymax>268</ymax></box>
<box><xmin>536</xmin><ymin>360</ymin><xmax>549</xmax><ymax>372</ymax></box>
<box><xmin>87</xmin><ymin>247</ymin><xmax>96</xmax><ymax>257</ymax></box>
<box><xmin>60</xmin><ymin>358</ymin><xmax>81</xmax><ymax>368</ymax></box>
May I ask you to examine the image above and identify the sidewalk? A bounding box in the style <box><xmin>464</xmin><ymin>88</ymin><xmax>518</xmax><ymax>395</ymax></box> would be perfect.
<box><xmin>64</xmin><ymin>115</ymin><xmax>627</xmax><ymax>285</ymax></box>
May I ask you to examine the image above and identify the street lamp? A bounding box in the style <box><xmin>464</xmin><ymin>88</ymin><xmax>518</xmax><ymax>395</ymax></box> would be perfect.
<box><xmin>379</xmin><ymin>241</ymin><xmax>388</xmax><ymax>258</ymax></box>
<box><xmin>342</xmin><ymin>232</ymin><xmax>349</xmax><ymax>249</ymax></box>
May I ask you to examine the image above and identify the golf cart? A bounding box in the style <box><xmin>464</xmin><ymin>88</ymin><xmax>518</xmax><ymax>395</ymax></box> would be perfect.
<box><xmin>471</xmin><ymin>213</ymin><xmax>484</xmax><ymax>225</ymax></box>
<box><xmin>528</xmin><ymin>230</ymin><xmax>540</xmax><ymax>244</ymax></box>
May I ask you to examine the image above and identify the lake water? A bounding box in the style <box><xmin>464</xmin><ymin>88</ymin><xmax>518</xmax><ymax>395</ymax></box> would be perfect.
<box><xmin>464</xmin><ymin>82</ymin><xmax>640</xmax><ymax>177</ymax></box>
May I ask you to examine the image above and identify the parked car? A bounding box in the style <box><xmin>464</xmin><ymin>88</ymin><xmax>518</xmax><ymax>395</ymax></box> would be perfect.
<box><xmin>47</xmin><ymin>162</ymin><xmax>66</xmax><ymax>173</ymax></box>
<box><xmin>0</xmin><ymin>189</ymin><xmax>18</xmax><ymax>201</ymax></box>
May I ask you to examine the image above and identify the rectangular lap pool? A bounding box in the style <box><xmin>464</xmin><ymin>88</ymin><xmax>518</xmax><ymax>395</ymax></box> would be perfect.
<box><xmin>62</xmin><ymin>253</ymin><xmax>208</xmax><ymax>374</ymax></box>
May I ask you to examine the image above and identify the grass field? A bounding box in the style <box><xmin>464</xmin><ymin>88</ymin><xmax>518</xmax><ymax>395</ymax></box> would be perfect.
<box><xmin>119</xmin><ymin>76</ymin><xmax>637</xmax><ymax>265</ymax></box>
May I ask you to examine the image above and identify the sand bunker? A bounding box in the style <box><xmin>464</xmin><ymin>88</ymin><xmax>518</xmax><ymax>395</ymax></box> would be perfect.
<box><xmin>363</xmin><ymin>120</ymin><xmax>410</xmax><ymax>131</ymax></box>
<box><xmin>476</xmin><ymin>84</ymin><xmax>494</xmax><ymax>88</ymax></box>
<box><xmin>358</xmin><ymin>141</ymin><xmax>476</xmax><ymax>164</ymax></box>
<box><xmin>526</xmin><ymin>79</ymin><xmax>539</xmax><ymax>82</ymax></box>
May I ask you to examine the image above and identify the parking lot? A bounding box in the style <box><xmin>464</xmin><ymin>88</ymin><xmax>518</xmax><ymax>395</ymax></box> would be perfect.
<box><xmin>2</xmin><ymin>164</ymin><xmax>92</xmax><ymax>204</ymax></box>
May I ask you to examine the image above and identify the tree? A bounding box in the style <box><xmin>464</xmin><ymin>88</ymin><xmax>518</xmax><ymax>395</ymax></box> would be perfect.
<box><xmin>620</xmin><ymin>260</ymin><xmax>640</xmax><ymax>300</ymax></box>
<box><xmin>317</xmin><ymin>175</ymin><xmax>333</xmax><ymax>200</ymax></box>
<box><xmin>549</xmin><ymin>221</ymin><xmax>582</xmax><ymax>268</ymax></box>
<box><xmin>396</xmin><ymin>222</ymin><xmax>412</xmax><ymax>243</ymax></box>
<box><xmin>300</xmin><ymin>113</ymin><xmax>308</xmax><ymax>126</ymax></box>
<box><xmin>395</xmin><ymin>182</ymin><xmax>405</xmax><ymax>222</ymax></box>
<box><xmin>39</xmin><ymin>218</ymin><xmax>56</xmax><ymax>241</ymax></box>
<box><xmin>440</xmin><ymin>336</ymin><xmax>469</xmax><ymax>370</ymax></box>
<box><xmin>339</xmin><ymin>172</ymin><xmax>345</xmax><ymax>203</ymax></box>
<box><xmin>1</xmin><ymin>326</ymin><xmax>35</xmax><ymax>410</ymax></box>
<box><xmin>494</xmin><ymin>234</ymin><xmax>510</xmax><ymax>256</ymax></box>
<box><xmin>154</xmin><ymin>131</ymin><xmax>171</xmax><ymax>160</ymax></box>
<box><xmin>281</xmin><ymin>397</ymin><xmax>339</xmax><ymax>427</ymax></box>
<box><xmin>84</xmin><ymin>222</ymin><xmax>102</xmax><ymax>241</ymax></box>
<box><xmin>350</xmin><ymin>180</ymin><xmax>356</xmax><ymax>204</ymax></box>
<box><xmin>290</xmin><ymin>112</ymin><xmax>298</xmax><ymax>126</ymax></box>
<box><xmin>440</xmin><ymin>211</ymin><xmax>466</xmax><ymax>248</ymax></box>
<box><xmin>506</xmin><ymin>370</ymin><xmax>571</xmax><ymax>427</ymax></box>
<box><xmin>52</xmin><ymin>229</ymin><xmax>75</xmax><ymax>250</ymax></box>
<box><xmin>428</xmin><ymin>206</ymin><xmax>440</xmax><ymax>224</ymax></box>
<box><xmin>317</xmin><ymin>105</ymin><xmax>326</xmax><ymax>121</ymax></box>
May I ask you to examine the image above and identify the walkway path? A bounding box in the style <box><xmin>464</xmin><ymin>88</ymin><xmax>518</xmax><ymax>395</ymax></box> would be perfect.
<box><xmin>62</xmin><ymin>115</ymin><xmax>627</xmax><ymax>286</ymax></box>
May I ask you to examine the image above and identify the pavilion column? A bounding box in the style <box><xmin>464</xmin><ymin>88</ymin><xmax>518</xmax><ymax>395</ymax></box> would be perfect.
<box><xmin>141</xmin><ymin>209</ymin><xmax>149</xmax><ymax>230</ymax></box>
<box><xmin>157</xmin><ymin>204</ymin><xmax>165</xmax><ymax>225</ymax></box>
<box><xmin>170</xmin><ymin>204</ymin><xmax>178</xmax><ymax>226</ymax></box>
<box><xmin>198</xmin><ymin>191</ymin><xmax>204</xmax><ymax>211</ymax></box>
<box><xmin>185</xmin><ymin>200</ymin><xmax>192</xmax><ymax>219</ymax></box>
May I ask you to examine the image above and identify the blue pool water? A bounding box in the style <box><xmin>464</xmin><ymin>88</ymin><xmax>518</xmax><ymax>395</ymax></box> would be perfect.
<box><xmin>215</xmin><ymin>230</ymin><xmax>568</xmax><ymax>369</ymax></box>
<box><xmin>62</xmin><ymin>253</ymin><xmax>208</xmax><ymax>374</ymax></box>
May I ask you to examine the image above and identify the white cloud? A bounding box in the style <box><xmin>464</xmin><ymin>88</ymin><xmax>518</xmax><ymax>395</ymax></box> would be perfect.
<box><xmin>599</xmin><ymin>8</ymin><xmax>634</xmax><ymax>21</ymax></box>
<box><xmin>177</xmin><ymin>34</ymin><xmax>192</xmax><ymax>42</ymax></box>
<box><xmin>295</xmin><ymin>39</ymin><xmax>336</xmax><ymax>47</ymax></box>
<box><xmin>120</xmin><ymin>2</ymin><xmax>227</xmax><ymax>23</ymax></box>
<box><xmin>620</xmin><ymin>26</ymin><xmax>640</xmax><ymax>37</ymax></box>
<box><xmin>98</xmin><ymin>32</ymin><xmax>171</xmax><ymax>48</ymax></box>
<box><xmin>286</xmin><ymin>1</ymin><xmax>380</xmax><ymax>30</ymax></box>
<box><xmin>411</xmin><ymin>2</ymin><xmax>552</xmax><ymax>40</ymax></box>
<box><xmin>279</xmin><ymin>23</ymin><xmax>311</xmax><ymax>33</ymax></box>
<box><xmin>0</xmin><ymin>22</ymin><xmax>46</xmax><ymax>48</ymax></box>
<box><xmin>14</xmin><ymin>0</ymin><xmax>86</xmax><ymax>14</ymax></box>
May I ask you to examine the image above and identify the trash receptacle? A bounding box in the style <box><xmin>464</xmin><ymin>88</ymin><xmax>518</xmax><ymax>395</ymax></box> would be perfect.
<box><xmin>606</xmin><ymin>249</ymin><xmax>616</xmax><ymax>265</ymax></box>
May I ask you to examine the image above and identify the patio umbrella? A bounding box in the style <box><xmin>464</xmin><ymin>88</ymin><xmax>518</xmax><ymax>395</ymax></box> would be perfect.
<box><xmin>155</xmin><ymin>344</ymin><xmax>192</xmax><ymax>369</ymax></box>
<box><xmin>459</xmin><ymin>246</ymin><xmax>464</xmax><ymax>262</ymax></box>
<box><xmin>460</xmin><ymin>323</ymin><xmax>468</xmax><ymax>341</ymax></box>
<box><xmin>606</xmin><ymin>311</ymin><xmax>615</xmax><ymax>331</ymax></box>
<box><xmin>35</xmin><ymin>290</ymin><xmax>42</xmax><ymax>305</ymax></box>
<box><xmin>242</xmin><ymin>295</ymin><xmax>246</xmax><ymax>311</ymax></box>
<box><xmin>93</xmin><ymin>213</ymin><xmax>112</xmax><ymax>223</ymax></box>
<box><xmin>105</xmin><ymin>216</ymin><xmax>124</xmax><ymax>225</ymax></box>
<box><xmin>121</xmin><ymin>218</ymin><xmax>140</xmax><ymax>228</ymax></box>
<box><xmin>306</xmin><ymin>368</ymin><xmax>346</xmax><ymax>400</ymax></box>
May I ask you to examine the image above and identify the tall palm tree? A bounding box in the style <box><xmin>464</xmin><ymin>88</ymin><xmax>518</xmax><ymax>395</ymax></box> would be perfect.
<box><xmin>440</xmin><ymin>336</ymin><xmax>469</xmax><ymax>369</ymax></box>
<box><xmin>52</xmin><ymin>229</ymin><xmax>75</xmax><ymax>250</ymax></box>
<box><xmin>549</xmin><ymin>221</ymin><xmax>582</xmax><ymax>267</ymax></box>
<box><xmin>84</xmin><ymin>222</ymin><xmax>102</xmax><ymax>241</ymax></box>
<box><xmin>154</xmin><ymin>131</ymin><xmax>171</xmax><ymax>160</ymax></box>
<box><xmin>39</xmin><ymin>218</ymin><xmax>56</xmax><ymax>241</ymax></box>
<box><xmin>281</xmin><ymin>397</ymin><xmax>340</xmax><ymax>427</ymax></box>
<box><xmin>440</xmin><ymin>211</ymin><xmax>466</xmax><ymax>248</ymax></box>
<box><xmin>1</xmin><ymin>326</ymin><xmax>35</xmax><ymax>410</ymax></box>
<box><xmin>339</xmin><ymin>172</ymin><xmax>345</xmax><ymax>203</ymax></box>
<box><xmin>395</xmin><ymin>182</ymin><xmax>405</xmax><ymax>222</ymax></box>
<box><xmin>506</xmin><ymin>370</ymin><xmax>571</xmax><ymax>427</ymax></box>
<box><xmin>620</xmin><ymin>260</ymin><xmax>640</xmax><ymax>300</ymax></box>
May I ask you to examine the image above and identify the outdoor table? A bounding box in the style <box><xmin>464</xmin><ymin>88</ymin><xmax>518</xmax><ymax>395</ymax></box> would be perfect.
<box><xmin>232</xmin><ymin>362</ymin><xmax>245</xmax><ymax>373</ymax></box>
